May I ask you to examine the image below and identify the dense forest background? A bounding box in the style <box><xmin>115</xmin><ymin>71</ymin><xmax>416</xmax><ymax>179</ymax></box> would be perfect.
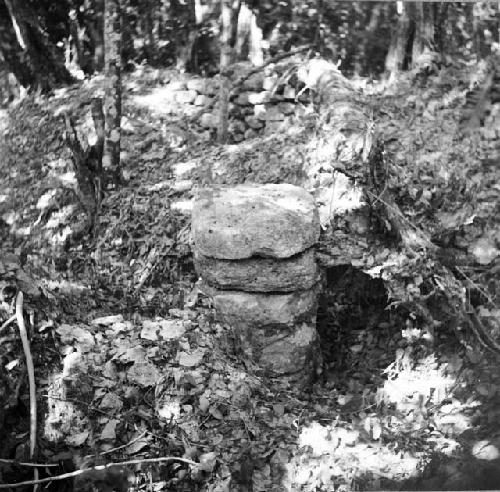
<box><xmin>1</xmin><ymin>0</ymin><xmax>500</xmax><ymax>91</ymax></box>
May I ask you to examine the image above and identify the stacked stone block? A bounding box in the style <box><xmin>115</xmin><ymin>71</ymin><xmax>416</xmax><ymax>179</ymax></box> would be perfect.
<box><xmin>163</xmin><ymin>64</ymin><xmax>308</xmax><ymax>141</ymax></box>
<box><xmin>192</xmin><ymin>184</ymin><xmax>322</xmax><ymax>384</ymax></box>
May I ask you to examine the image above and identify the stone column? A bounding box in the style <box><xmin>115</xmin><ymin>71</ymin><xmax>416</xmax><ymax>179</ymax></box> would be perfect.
<box><xmin>192</xmin><ymin>184</ymin><xmax>322</xmax><ymax>385</ymax></box>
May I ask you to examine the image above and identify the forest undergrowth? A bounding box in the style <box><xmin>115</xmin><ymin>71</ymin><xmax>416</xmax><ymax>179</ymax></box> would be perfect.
<box><xmin>0</xmin><ymin>61</ymin><xmax>499</xmax><ymax>491</ymax></box>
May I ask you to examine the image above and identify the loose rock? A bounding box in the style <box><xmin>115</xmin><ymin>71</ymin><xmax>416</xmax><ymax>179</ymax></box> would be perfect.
<box><xmin>168</xmin><ymin>80</ymin><xmax>187</xmax><ymax>91</ymax></box>
<box><xmin>194</xmin><ymin>94</ymin><xmax>211</xmax><ymax>106</ymax></box>
<box><xmin>245</xmin><ymin>115</ymin><xmax>264</xmax><ymax>129</ymax></box>
<box><xmin>187</xmin><ymin>78</ymin><xmax>206</xmax><ymax>92</ymax></box>
<box><xmin>175</xmin><ymin>90</ymin><xmax>197</xmax><ymax>104</ymax></box>
<box><xmin>247</xmin><ymin>91</ymin><xmax>271</xmax><ymax>105</ymax></box>
<box><xmin>200</xmin><ymin>112</ymin><xmax>218</xmax><ymax>129</ymax></box>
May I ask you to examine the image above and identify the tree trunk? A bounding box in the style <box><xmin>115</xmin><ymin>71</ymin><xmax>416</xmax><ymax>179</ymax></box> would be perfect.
<box><xmin>0</xmin><ymin>56</ymin><xmax>19</xmax><ymax>102</ymax></box>
<box><xmin>249</xmin><ymin>10</ymin><xmax>263</xmax><ymax>66</ymax></box>
<box><xmin>235</xmin><ymin>4</ymin><xmax>263</xmax><ymax>66</ymax></box>
<box><xmin>194</xmin><ymin>0</ymin><xmax>203</xmax><ymax>24</ymax></box>
<box><xmin>63</xmin><ymin>98</ymin><xmax>104</xmax><ymax>234</ymax></box>
<box><xmin>229</xmin><ymin>0</ymin><xmax>241</xmax><ymax>48</ymax></box>
<box><xmin>172</xmin><ymin>0</ymin><xmax>196</xmax><ymax>72</ymax></box>
<box><xmin>433</xmin><ymin>3</ymin><xmax>448</xmax><ymax>55</ymax></box>
<box><xmin>69</xmin><ymin>9</ymin><xmax>87</xmax><ymax>71</ymax></box>
<box><xmin>82</xmin><ymin>0</ymin><xmax>104</xmax><ymax>73</ymax></box>
<box><xmin>235</xmin><ymin>3</ymin><xmax>250</xmax><ymax>61</ymax></box>
<box><xmin>0</xmin><ymin>0</ymin><xmax>73</xmax><ymax>91</ymax></box>
<box><xmin>0</xmin><ymin>6</ymin><xmax>32</xmax><ymax>88</ymax></box>
<box><xmin>121</xmin><ymin>0</ymin><xmax>136</xmax><ymax>66</ymax></box>
<box><xmin>218</xmin><ymin>0</ymin><xmax>234</xmax><ymax>143</ymax></box>
<box><xmin>360</xmin><ymin>4</ymin><xmax>382</xmax><ymax>75</ymax></box>
<box><xmin>141</xmin><ymin>0</ymin><xmax>158</xmax><ymax>64</ymax></box>
<box><xmin>314</xmin><ymin>0</ymin><xmax>323</xmax><ymax>54</ymax></box>
<box><xmin>498</xmin><ymin>2</ymin><xmax>500</xmax><ymax>46</ymax></box>
<box><xmin>103</xmin><ymin>0</ymin><xmax>122</xmax><ymax>186</ymax></box>
<box><xmin>385</xmin><ymin>2</ymin><xmax>410</xmax><ymax>77</ymax></box>
<box><xmin>411</xmin><ymin>2</ymin><xmax>434</xmax><ymax>67</ymax></box>
<box><xmin>93</xmin><ymin>0</ymin><xmax>105</xmax><ymax>71</ymax></box>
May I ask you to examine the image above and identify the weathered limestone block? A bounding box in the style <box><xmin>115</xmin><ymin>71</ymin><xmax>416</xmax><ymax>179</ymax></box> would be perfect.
<box><xmin>200</xmin><ymin>112</ymin><xmax>218</xmax><ymax>129</ymax></box>
<box><xmin>283</xmin><ymin>85</ymin><xmax>296</xmax><ymax>99</ymax></box>
<box><xmin>254</xmin><ymin>104</ymin><xmax>266</xmax><ymax>120</ymax></box>
<box><xmin>228</xmin><ymin>120</ymin><xmax>246</xmax><ymax>135</ymax></box>
<box><xmin>244</xmin><ymin>128</ymin><xmax>258</xmax><ymax>139</ymax></box>
<box><xmin>263</xmin><ymin>75</ymin><xmax>279</xmax><ymax>91</ymax></box>
<box><xmin>192</xmin><ymin>184</ymin><xmax>320</xmax><ymax>260</ymax></box>
<box><xmin>187</xmin><ymin>78</ymin><xmax>206</xmax><ymax>92</ymax></box>
<box><xmin>175</xmin><ymin>90</ymin><xmax>197</xmax><ymax>104</ymax></box>
<box><xmin>195</xmin><ymin>249</ymin><xmax>319</xmax><ymax>292</ymax></box>
<box><xmin>247</xmin><ymin>91</ymin><xmax>272</xmax><ymax>105</ymax></box>
<box><xmin>203</xmin><ymin>285</ymin><xmax>318</xmax><ymax>329</ymax></box>
<box><xmin>257</xmin><ymin>323</ymin><xmax>320</xmax><ymax>377</ymax></box>
<box><xmin>245</xmin><ymin>115</ymin><xmax>264</xmax><ymax>129</ymax></box>
<box><xmin>172</xmin><ymin>160</ymin><xmax>197</xmax><ymax>179</ymax></box>
<box><xmin>264</xmin><ymin>106</ymin><xmax>285</xmax><ymax>121</ymax></box>
<box><xmin>204</xmin><ymin>80</ymin><xmax>219</xmax><ymax>96</ymax></box>
<box><xmin>278</xmin><ymin>102</ymin><xmax>295</xmax><ymax>115</ymax></box>
<box><xmin>241</xmin><ymin>73</ymin><xmax>264</xmax><ymax>91</ymax></box>
<box><xmin>194</xmin><ymin>94</ymin><xmax>211</xmax><ymax>106</ymax></box>
<box><xmin>235</xmin><ymin>91</ymin><xmax>272</xmax><ymax>106</ymax></box>
<box><xmin>265</xmin><ymin>120</ymin><xmax>288</xmax><ymax>135</ymax></box>
<box><xmin>168</xmin><ymin>81</ymin><xmax>187</xmax><ymax>91</ymax></box>
<box><xmin>235</xmin><ymin>92</ymin><xmax>250</xmax><ymax>105</ymax></box>
<box><xmin>183</xmin><ymin>106</ymin><xmax>199</xmax><ymax>117</ymax></box>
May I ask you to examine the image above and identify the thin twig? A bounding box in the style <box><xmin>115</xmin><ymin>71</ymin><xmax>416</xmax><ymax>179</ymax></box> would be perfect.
<box><xmin>0</xmin><ymin>314</ymin><xmax>16</xmax><ymax>333</ymax></box>
<box><xmin>456</xmin><ymin>266</ymin><xmax>498</xmax><ymax>309</ymax></box>
<box><xmin>0</xmin><ymin>456</ymin><xmax>198</xmax><ymax>489</ymax></box>
<box><xmin>96</xmin><ymin>430</ymin><xmax>148</xmax><ymax>456</ymax></box>
<box><xmin>365</xmin><ymin>189</ymin><xmax>436</xmax><ymax>251</ymax></box>
<box><xmin>0</xmin><ymin>459</ymin><xmax>58</xmax><ymax>468</ymax></box>
<box><xmin>15</xmin><ymin>291</ymin><xmax>39</xmax><ymax>491</ymax></box>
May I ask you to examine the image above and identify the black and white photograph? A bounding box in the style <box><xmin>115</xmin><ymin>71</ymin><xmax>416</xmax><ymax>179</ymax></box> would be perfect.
<box><xmin>0</xmin><ymin>0</ymin><xmax>499</xmax><ymax>490</ymax></box>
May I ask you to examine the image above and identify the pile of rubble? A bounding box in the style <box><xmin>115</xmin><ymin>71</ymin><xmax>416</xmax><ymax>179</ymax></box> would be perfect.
<box><xmin>161</xmin><ymin>63</ymin><xmax>308</xmax><ymax>141</ymax></box>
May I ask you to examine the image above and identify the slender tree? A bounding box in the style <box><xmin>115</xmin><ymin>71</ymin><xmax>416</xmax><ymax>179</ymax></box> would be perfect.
<box><xmin>171</xmin><ymin>0</ymin><xmax>197</xmax><ymax>71</ymax></box>
<box><xmin>235</xmin><ymin>3</ymin><xmax>263</xmax><ymax>65</ymax></box>
<box><xmin>218</xmin><ymin>0</ymin><xmax>233</xmax><ymax>143</ymax></box>
<box><xmin>0</xmin><ymin>0</ymin><xmax>72</xmax><ymax>91</ymax></box>
<box><xmin>68</xmin><ymin>8</ymin><xmax>86</xmax><ymax>71</ymax></box>
<box><xmin>141</xmin><ymin>0</ymin><xmax>159</xmax><ymax>64</ymax></box>
<box><xmin>385</xmin><ymin>3</ymin><xmax>410</xmax><ymax>78</ymax></box>
<box><xmin>411</xmin><ymin>2</ymin><xmax>435</xmax><ymax>67</ymax></box>
<box><xmin>103</xmin><ymin>0</ymin><xmax>122</xmax><ymax>185</ymax></box>
<box><xmin>84</xmin><ymin>0</ymin><xmax>105</xmax><ymax>72</ymax></box>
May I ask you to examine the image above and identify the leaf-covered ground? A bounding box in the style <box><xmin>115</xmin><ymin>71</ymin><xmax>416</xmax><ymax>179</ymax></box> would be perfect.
<box><xmin>0</xmin><ymin>61</ymin><xmax>499</xmax><ymax>491</ymax></box>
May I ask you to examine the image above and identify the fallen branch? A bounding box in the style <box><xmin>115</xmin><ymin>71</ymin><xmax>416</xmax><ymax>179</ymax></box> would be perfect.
<box><xmin>0</xmin><ymin>314</ymin><xmax>16</xmax><ymax>333</ymax></box>
<box><xmin>0</xmin><ymin>459</ymin><xmax>57</xmax><ymax>468</ymax></box>
<box><xmin>15</xmin><ymin>291</ymin><xmax>38</xmax><ymax>491</ymax></box>
<box><xmin>365</xmin><ymin>188</ymin><xmax>437</xmax><ymax>253</ymax></box>
<box><xmin>231</xmin><ymin>45</ymin><xmax>312</xmax><ymax>92</ymax></box>
<box><xmin>0</xmin><ymin>456</ymin><xmax>198</xmax><ymax>489</ymax></box>
<box><xmin>95</xmin><ymin>430</ymin><xmax>148</xmax><ymax>457</ymax></box>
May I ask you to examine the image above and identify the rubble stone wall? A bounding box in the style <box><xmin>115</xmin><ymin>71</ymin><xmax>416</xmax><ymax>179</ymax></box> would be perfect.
<box><xmin>162</xmin><ymin>64</ymin><xmax>310</xmax><ymax>142</ymax></box>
